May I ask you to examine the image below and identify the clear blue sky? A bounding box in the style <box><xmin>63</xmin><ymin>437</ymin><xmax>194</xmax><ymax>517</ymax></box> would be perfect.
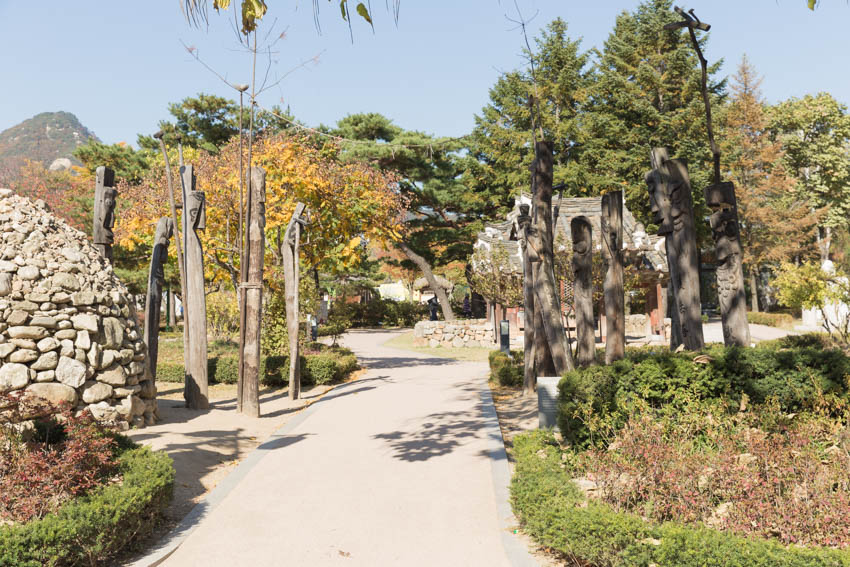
<box><xmin>0</xmin><ymin>1</ymin><xmax>846</xmax><ymax>146</ymax></box>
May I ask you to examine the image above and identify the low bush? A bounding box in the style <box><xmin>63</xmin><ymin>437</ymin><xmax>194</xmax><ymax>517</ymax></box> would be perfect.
<box><xmin>748</xmin><ymin>311</ymin><xmax>794</xmax><ymax>328</ymax></box>
<box><xmin>329</xmin><ymin>299</ymin><xmax>427</xmax><ymax>329</ymax></box>
<box><xmin>557</xmin><ymin>334</ymin><xmax>850</xmax><ymax>447</ymax></box>
<box><xmin>511</xmin><ymin>430</ymin><xmax>850</xmax><ymax>567</ymax></box>
<box><xmin>155</xmin><ymin>347</ymin><xmax>358</xmax><ymax>388</ymax></box>
<box><xmin>488</xmin><ymin>349</ymin><xmax>523</xmax><ymax>387</ymax></box>
<box><xmin>0</xmin><ymin>393</ymin><xmax>174</xmax><ymax>566</ymax></box>
<box><xmin>0</xmin><ymin>445</ymin><xmax>174</xmax><ymax>566</ymax></box>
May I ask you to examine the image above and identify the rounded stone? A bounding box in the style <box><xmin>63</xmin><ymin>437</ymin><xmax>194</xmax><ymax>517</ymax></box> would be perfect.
<box><xmin>30</xmin><ymin>350</ymin><xmax>59</xmax><ymax>370</ymax></box>
<box><xmin>25</xmin><ymin>382</ymin><xmax>77</xmax><ymax>406</ymax></box>
<box><xmin>55</xmin><ymin>355</ymin><xmax>87</xmax><ymax>388</ymax></box>
<box><xmin>81</xmin><ymin>380</ymin><xmax>113</xmax><ymax>404</ymax></box>
<box><xmin>18</xmin><ymin>265</ymin><xmax>40</xmax><ymax>280</ymax></box>
<box><xmin>0</xmin><ymin>363</ymin><xmax>30</xmax><ymax>391</ymax></box>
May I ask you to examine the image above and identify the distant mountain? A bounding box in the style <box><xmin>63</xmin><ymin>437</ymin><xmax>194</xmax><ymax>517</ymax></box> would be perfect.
<box><xmin>0</xmin><ymin>111</ymin><xmax>99</xmax><ymax>177</ymax></box>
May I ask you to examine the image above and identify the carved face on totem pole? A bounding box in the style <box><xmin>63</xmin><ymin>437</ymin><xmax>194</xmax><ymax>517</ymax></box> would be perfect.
<box><xmin>153</xmin><ymin>217</ymin><xmax>173</xmax><ymax>284</ymax></box>
<box><xmin>570</xmin><ymin>217</ymin><xmax>592</xmax><ymax>270</ymax></box>
<box><xmin>94</xmin><ymin>167</ymin><xmax>117</xmax><ymax>246</ymax></box>
<box><xmin>645</xmin><ymin>169</ymin><xmax>674</xmax><ymax>236</ymax></box>
<box><xmin>188</xmin><ymin>192</ymin><xmax>206</xmax><ymax>231</ymax></box>
<box><xmin>706</xmin><ymin>182</ymin><xmax>742</xmax><ymax>303</ymax></box>
<box><xmin>516</xmin><ymin>203</ymin><xmax>540</xmax><ymax>263</ymax></box>
<box><xmin>645</xmin><ymin>158</ymin><xmax>692</xmax><ymax>237</ymax></box>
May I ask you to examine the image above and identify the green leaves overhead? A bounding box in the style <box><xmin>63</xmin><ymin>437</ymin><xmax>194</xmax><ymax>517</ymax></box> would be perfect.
<box><xmin>210</xmin><ymin>0</ymin><xmax>266</xmax><ymax>33</ymax></box>
<box><xmin>336</xmin><ymin>0</ymin><xmax>373</xmax><ymax>24</ymax></box>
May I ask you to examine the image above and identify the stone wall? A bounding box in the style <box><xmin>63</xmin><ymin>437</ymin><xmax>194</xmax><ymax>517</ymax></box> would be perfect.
<box><xmin>413</xmin><ymin>319</ymin><xmax>495</xmax><ymax>348</ymax></box>
<box><xmin>0</xmin><ymin>190</ymin><xmax>156</xmax><ymax>429</ymax></box>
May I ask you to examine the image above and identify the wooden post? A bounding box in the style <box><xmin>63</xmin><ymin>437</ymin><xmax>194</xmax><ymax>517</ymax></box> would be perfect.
<box><xmin>705</xmin><ymin>182</ymin><xmax>750</xmax><ymax>346</ymax></box>
<box><xmin>532</xmin><ymin>141</ymin><xmax>574</xmax><ymax>373</ymax></box>
<box><xmin>181</xmin><ymin>165</ymin><xmax>209</xmax><ymax>409</ymax></box>
<box><xmin>238</xmin><ymin>167</ymin><xmax>266</xmax><ymax>416</ymax></box>
<box><xmin>571</xmin><ymin>216</ymin><xmax>595</xmax><ymax>367</ymax></box>
<box><xmin>93</xmin><ymin>166</ymin><xmax>117</xmax><ymax>265</ymax></box>
<box><xmin>517</xmin><ymin>204</ymin><xmax>536</xmax><ymax>395</ymax></box>
<box><xmin>143</xmin><ymin>217</ymin><xmax>173</xmax><ymax>381</ymax></box>
<box><xmin>283</xmin><ymin>203</ymin><xmax>308</xmax><ymax>400</ymax></box>
<box><xmin>602</xmin><ymin>191</ymin><xmax>625</xmax><ymax>363</ymax></box>
<box><xmin>646</xmin><ymin>148</ymin><xmax>704</xmax><ymax>351</ymax></box>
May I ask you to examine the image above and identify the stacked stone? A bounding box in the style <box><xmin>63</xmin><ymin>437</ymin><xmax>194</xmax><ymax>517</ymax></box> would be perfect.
<box><xmin>0</xmin><ymin>189</ymin><xmax>157</xmax><ymax>429</ymax></box>
<box><xmin>413</xmin><ymin>319</ymin><xmax>495</xmax><ymax>348</ymax></box>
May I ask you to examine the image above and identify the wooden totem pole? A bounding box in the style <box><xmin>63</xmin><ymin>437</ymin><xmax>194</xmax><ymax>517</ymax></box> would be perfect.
<box><xmin>93</xmin><ymin>166</ymin><xmax>117</xmax><ymax>265</ymax></box>
<box><xmin>181</xmin><ymin>165</ymin><xmax>209</xmax><ymax>409</ymax></box>
<box><xmin>571</xmin><ymin>216</ymin><xmax>595</xmax><ymax>367</ymax></box>
<box><xmin>669</xmin><ymin>6</ymin><xmax>750</xmax><ymax>346</ymax></box>
<box><xmin>283</xmin><ymin>203</ymin><xmax>308</xmax><ymax>400</ymax></box>
<box><xmin>144</xmin><ymin>217</ymin><xmax>173</xmax><ymax>381</ymax></box>
<box><xmin>531</xmin><ymin>141</ymin><xmax>574</xmax><ymax>376</ymax></box>
<box><xmin>517</xmin><ymin>204</ymin><xmax>538</xmax><ymax>394</ymax></box>
<box><xmin>601</xmin><ymin>191</ymin><xmax>625</xmax><ymax>363</ymax></box>
<box><xmin>706</xmin><ymin>183</ymin><xmax>750</xmax><ymax>345</ymax></box>
<box><xmin>646</xmin><ymin>148</ymin><xmax>705</xmax><ymax>351</ymax></box>
<box><xmin>237</xmin><ymin>167</ymin><xmax>266</xmax><ymax>417</ymax></box>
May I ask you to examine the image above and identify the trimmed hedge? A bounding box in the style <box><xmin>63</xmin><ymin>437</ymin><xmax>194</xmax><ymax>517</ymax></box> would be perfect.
<box><xmin>488</xmin><ymin>349</ymin><xmax>523</xmax><ymax>387</ymax></box>
<box><xmin>511</xmin><ymin>430</ymin><xmax>850</xmax><ymax>567</ymax></box>
<box><xmin>0</xmin><ymin>442</ymin><xmax>174</xmax><ymax>566</ymax></box>
<box><xmin>557</xmin><ymin>334</ymin><xmax>850</xmax><ymax>446</ymax></box>
<box><xmin>748</xmin><ymin>311</ymin><xmax>794</xmax><ymax>328</ymax></box>
<box><xmin>156</xmin><ymin>349</ymin><xmax>358</xmax><ymax>388</ymax></box>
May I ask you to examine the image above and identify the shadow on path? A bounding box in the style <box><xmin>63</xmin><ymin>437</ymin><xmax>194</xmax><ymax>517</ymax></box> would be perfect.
<box><xmin>372</xmin><ymin>384</ymin><xmax>491</xmax><ymax>462</ymax></box>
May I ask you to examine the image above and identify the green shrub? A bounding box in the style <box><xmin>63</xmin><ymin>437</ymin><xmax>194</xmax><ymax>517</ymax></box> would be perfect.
<box><xmin>0</xmin><ymin>443</ymin><xmax>174</xmax><ymax>566</ymax></box>
<box><xmin>748</xmin><ymin>311</ymin><xmax>794</xmax><ymax>327</ymax></box>
<box><xmin>329</xmin><ymin>299</ymin><xmax>426</xmax><ymax>328</ymax></box>
<box><xmin>558</xmin><ymin>334</ymin><xmax>850</xmax><ymax>447</ymax></box>
<box><xmin>155</xmin><ymin>348</ymin><xmax>358</xmax><ymax>388</ymax></box>
<box><xmin>155</xmin><ymin>362</ymin><xmax>184</xmax><ymax>383</ymax></box>
<box><xmin>510</xmin><ymin>430</ymin><xmax>850</xmax><ymax>567</ymax></box>
<box><xmin>489</xmin><ymin>349</ymin><xmax>523</xmax><ymax>387</ymax></box>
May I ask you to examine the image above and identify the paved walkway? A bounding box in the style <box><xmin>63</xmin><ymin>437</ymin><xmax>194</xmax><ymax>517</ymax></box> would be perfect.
<box><xmin>155</xmin><ymin>330</ymin><xmax>536</xmax><ymax>567</ymax></box>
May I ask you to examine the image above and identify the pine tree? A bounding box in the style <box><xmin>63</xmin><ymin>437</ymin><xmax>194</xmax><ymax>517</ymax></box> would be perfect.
<box><xmin>582</xmin><ymin>0</ymin><xmax>725</xmax><ymax>232</ymax></box>
<box><xmin>721</xmin><ymin>56</ymin><xmax>820</xmax><ymax>310</ymax></box>
<box><xmin>465</xmin><ymin>18</ymin><xmax>590</xmax><ymax>199</ymax></box>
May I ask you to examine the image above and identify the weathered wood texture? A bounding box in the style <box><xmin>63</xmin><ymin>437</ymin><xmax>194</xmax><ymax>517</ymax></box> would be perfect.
<box><xmin>143</xmin><ymin>217</ymin><xmax>173</xmax><ymax>381</ymax></box>
<box><xmin>93</xmin><ymin>166</ymin><xmax>117</xmax><ymax>265</ymax></box>
<box><xmin>238</xmin><ymin>167</ymin><xmax>266</xmax><ymax>416</ymax></box>
<box><xmin>531</xmin><ymin>141</ymin><xmax>574</xmax><ymax>374</ymax></box>
<box><xmin>602</xmin><ymin>191</ymin><xmax>625</xmax><ymax>363</ymax></box>
<box><xmin>284</xmin><ymin>203</ymin><xmax>308</xmax><ymax>400</ymax></box>
<box><xmin>705</xmin><ymin>181</ymin><xmax>750</xmax><ymax>346</ymax></box>
<box><xmin>571</xmin><ymin>216</ymin><xmax>595</xmax><ymax>367</ymax></box>
<box><xmin>647</xmin><ymin>148</ymin><xmax>704</xmax><ymax>351</ymax></box>
<box><xmin>517</xmin><ymin>204</ymin><xmax>537</xmax><ymax>395</ymax></box>
<box><xmin>181</xmin><ymin>165</ymin><xmax>209</xmax><ymax>409</ymax></box>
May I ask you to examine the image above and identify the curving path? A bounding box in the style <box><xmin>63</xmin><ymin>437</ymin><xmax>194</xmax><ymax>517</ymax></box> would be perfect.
<box><xmin>155</xmin><ymin>330</ymin><xmax>537</xmax><ymax>567</ymax></box>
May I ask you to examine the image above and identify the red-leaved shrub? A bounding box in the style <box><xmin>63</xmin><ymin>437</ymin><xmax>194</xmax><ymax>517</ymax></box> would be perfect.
<box><xmin>576</xmin><ymin>401</ymin><xmax>850</xmax><ymax>548</ymax></box>
<box><xmin>0</xmin><ymin>392</ymin><xmax>118</xmax><ymax>523</ymax></box>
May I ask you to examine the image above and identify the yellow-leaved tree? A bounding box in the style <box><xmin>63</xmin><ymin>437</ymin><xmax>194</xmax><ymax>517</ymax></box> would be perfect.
<box><xmin>119</xmin><ymin>133</ymin><xmax>405</xmax><ymax>294</ymax></box>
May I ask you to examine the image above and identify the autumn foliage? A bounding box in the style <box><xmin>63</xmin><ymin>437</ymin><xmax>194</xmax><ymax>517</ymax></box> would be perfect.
<box><xmin>119</xmin><ymin>134</ymin><xmax>405</xmax><ymax>288</ymax></box>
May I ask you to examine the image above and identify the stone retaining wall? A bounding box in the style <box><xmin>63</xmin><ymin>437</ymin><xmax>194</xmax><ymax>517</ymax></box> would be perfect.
<box><xmin>413</xmin><ymin>319</ymin><xmax>496</xmax><ymax>348</ymax></box>
<box><xmin>0</xmin><ymin>190</ymin><xmax>156</xmax><ymax>429</ymax></box>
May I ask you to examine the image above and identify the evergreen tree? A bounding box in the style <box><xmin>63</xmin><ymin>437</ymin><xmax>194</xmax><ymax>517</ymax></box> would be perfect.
<box><xmin>465</xmin><ymin>18</ymin><xmax>591</xmax><ymax>200</ymax></box>
<box><xmin>582</xmin><ymin>0</ymin><xmax>725</xmax><ymax>231</ymax></box>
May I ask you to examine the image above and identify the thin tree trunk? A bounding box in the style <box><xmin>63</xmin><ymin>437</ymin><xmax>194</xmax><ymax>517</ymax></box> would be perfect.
<box><xmin>396</xmin><ymin>240</ymin><xmax>455</xmax><ymax>321</ymax></box>
<box><xmin>749</xmin><ymin>267</ymin><xmax>759</xmax><ymax>313</ymax></box>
